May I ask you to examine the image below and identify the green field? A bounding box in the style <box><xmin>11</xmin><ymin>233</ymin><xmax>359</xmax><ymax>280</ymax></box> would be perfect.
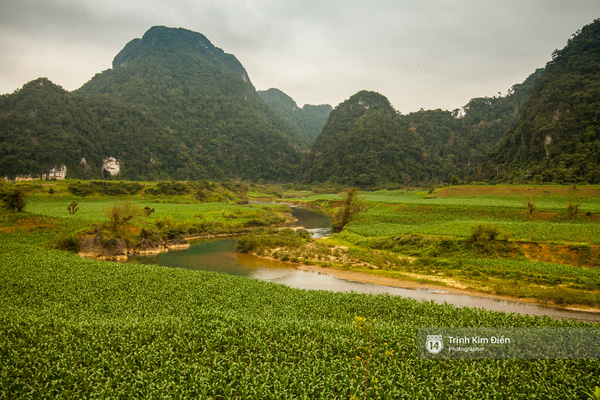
<box><xmin>2</xmin><ymin>182</ymin><xmax>600</xmax><ymax>397</ymax></box>
<box><xmin>25</xmin><ymin>195</ymin><xmax>284</xmax><ymax>226</ymax></box>
<box><xmin>289</xmin><ymin>187</ymin><xmax>600</xmax><ymax>210</ymax></box>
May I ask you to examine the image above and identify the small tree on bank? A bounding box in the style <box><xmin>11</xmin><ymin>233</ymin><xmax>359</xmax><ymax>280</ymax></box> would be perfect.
<box><xmin>332</xmin><ymin>187</ymin><xmax>366</xmax><ymax>232</ymax></box>
<box><xmin>105</xmin><ymin>201</ymin><xmax>143</xmax><ymax>236</ymax></box>
<box><xmin>526</xmin><ymin>200</ymin><xmax>536</xmax><ymax>219</ymax></box>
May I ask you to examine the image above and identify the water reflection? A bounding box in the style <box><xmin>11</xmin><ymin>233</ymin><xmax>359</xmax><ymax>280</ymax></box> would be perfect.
<box><xmin>288</xmin><ymin>206</ymin><xmax>332</xmax><ymax>238</ymax></box>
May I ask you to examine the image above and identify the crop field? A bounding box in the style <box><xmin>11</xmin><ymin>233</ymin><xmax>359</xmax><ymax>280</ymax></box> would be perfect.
<box><xmin>295</xmin><ymin>186</ymin><xmax>600</xmax><ymax>244</ymax></box>
<box><xmin>345</xmin><ymin>204</ymin><xmax>600</xmax><ymax>244</ymax></box>
<box><xmin>1</xmin><ymin>231</ymin><xmax>599</xmax><ymax>399</ymax></box>
<box><xmin>281</xmin><ymin>185</ymin><xmax>600</xmax><ymax>307</ymax></box>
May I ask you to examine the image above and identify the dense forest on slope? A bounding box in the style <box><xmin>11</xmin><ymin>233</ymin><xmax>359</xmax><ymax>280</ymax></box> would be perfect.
<box><xmin>76</xmin><ymin>26</ymin><xmax>307</xmax><ymax>181</ymax></box>
<box><xmin>487</xmin><ymin>19</ymin><xmax>600</xmax><ymax>183</ymax></box>
<box><xmin>0</xmin><ymin>78</ymin><xmax>183</xmax><ymax>180</ymax></box>
<box><xmin>304</xmin><ymin>91</ymin><xmax>425</xmax><ymax>185</ymax></box>
<box><xmin>257</xmin><ymin>88</ymin><xmax>332</xmax><ymax>143</ymax></box>
<box><xmin>303</xmin><ymin>70</ymin><xmax>542</xmax><ymax>187</ymax></box>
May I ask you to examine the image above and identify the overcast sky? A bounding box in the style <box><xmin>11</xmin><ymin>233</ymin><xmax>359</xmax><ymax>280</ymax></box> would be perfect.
<box><xmin>1</xmin><ymin>0</ymin><xmax>599</xmax><ymax>113</ymax></box>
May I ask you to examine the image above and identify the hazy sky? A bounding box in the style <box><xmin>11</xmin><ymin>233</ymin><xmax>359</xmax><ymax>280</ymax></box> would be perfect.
<box><xmin>1</xmin><ymin>0</ymin><xmax>599</xmax><ymax>113</ymax></box>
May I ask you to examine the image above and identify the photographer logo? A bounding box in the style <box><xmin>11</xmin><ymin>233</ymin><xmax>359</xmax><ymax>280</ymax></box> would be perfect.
<box><xmin>426</xmin><ymin>335</ymin><xmax>444</xmax><ymax>354</ymax></box>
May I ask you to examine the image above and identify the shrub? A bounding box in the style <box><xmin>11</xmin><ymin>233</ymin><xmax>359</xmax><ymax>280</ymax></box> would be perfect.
<box><xmin>526</xmin><ymin>200</ymin><xmax>536</xmax><ymax>219</ymax></box>
<box><xmin>236</xmin><ymin>228</ymin><xmax>310</xmax><ymax>253</ymax></box>
<box><xmin>0</xmin><ymin>185</ymin><xmax>27</xmax><ymax>212</ymax></box>
<box><xmin>105</xmin><ymin>201</ymin><xmax>143</xmax><ymax>236</ymax></box>
<box><xmin>465</xmin><ymin>224</ymin><xmax>515</xmax><ymax>255</ymax></box>
<box><xmin>146</xmin><ymin>181</ymin><xmax>189</xmax><ymax>196</ymax></box>
<box><xmin>67</xmin><ymin>201</ymin><xmax>79</xmax><ymax>215</ymax></box>
<box><xmin>466</xmin><ymin>224</ymin><xmax>506</xmax><ymax>246</ymax></box>
<box><xmin>52</xmin><ymin>232</ymin><xmax>80</xmax><ymax>252</ymax></box>
<box><xmin>566</xmin><ymin>202</ymin><xmax>580</xmax><ymax>221</ymax></box>
<box><xmin>67</xmin><ymin>181</ymin><xmax>143</xmax><ymax>196</ymax></box>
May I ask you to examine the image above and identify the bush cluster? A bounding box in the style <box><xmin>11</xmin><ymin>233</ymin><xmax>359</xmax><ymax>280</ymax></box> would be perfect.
<box><xmin>67</xmin><ymin>181</ymin><xmax>143</xmax><ymax>196</ymax></box>
<box><xmin>0</xmin><ymin>184</ymin><xmax>27</xmax><ymax>212</ymax></box>
<box><xmin>236</xmin><ymin>228</ymin><xmax>311</xmax><ymax>253</ymax></box>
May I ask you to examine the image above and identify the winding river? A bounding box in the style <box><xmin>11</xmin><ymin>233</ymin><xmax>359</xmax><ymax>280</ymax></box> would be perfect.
<box><xmin>129</xmin><ymin>206</ymin><xmax>600</xmax><ymax>322</ymax></box>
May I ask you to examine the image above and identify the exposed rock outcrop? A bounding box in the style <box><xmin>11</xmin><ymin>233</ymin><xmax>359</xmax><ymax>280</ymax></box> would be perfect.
<box><xmin>165</xmin><ymin>236</ymin><xmax>190</xmax><ymax>251</ymax></box>
<box><xmin>77</xmin><ymin>229</ymin><xmax>189</xmax><ymax>260</ymax></box>
<box><xmin>136</xmin><ymin>229</ymin><xmax>167</xmax><ymax>255</ymax></box>
<box><xmin>78</xmin><ymin>235</ymin><xmax>129</xmax><ymax>261</ymax></box>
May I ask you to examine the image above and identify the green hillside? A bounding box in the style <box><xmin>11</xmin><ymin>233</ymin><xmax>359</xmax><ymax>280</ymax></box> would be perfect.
<box><xmin>487</xmin><ymin>19</ymin><xmax>600</xmax><ymax>183</ymax></box>
<box><xmin>0</xmin><ymin>78</ymin><xmax>180</xmax><ymax>180</ymax></box>
<box><xmin>258</xmin><ymin>88</ymin><xmax>332</xmax><ymax>143</ymax></box>
<box><xmin>77</xmin><ymin>26</ymin><xmax>307</xmax><ymax>181</ymax></box>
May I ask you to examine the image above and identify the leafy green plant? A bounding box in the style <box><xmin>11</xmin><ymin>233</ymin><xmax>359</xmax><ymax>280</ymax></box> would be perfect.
<box><xmin>586</xmin><ymin>385</ymin><xmax>600</xmax><ymax>400</ymax></box>
<box><xmin>143</xmin><ymin>206</ymin><xmax>155</xmax><ymax>217</ymax></box>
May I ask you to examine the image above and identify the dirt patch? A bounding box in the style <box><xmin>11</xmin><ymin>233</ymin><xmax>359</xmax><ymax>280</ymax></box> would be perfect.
<box><xmin>520</xmin><ymin>241</ymin><xmax>600</xmax><ymax>268</ymax></box>
<box><xmin>0</xmin><ymin>216</ymin><xmax>55</xmax><ymax>233</ymax></box>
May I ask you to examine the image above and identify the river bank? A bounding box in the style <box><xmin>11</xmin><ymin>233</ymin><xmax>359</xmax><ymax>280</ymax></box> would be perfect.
<box><xmin>296</xmin><ymin>263</ymin><xmax>600</xmax><ymax>314</ymax></box>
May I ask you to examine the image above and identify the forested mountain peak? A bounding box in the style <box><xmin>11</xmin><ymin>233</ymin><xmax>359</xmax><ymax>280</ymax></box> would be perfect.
<box><xmin>259</xmin><ymin>88</ymin><xmax>298</xmax><ymax>110</ymax></box>
<box><xmin>74</xmin><ymin>26</ymin><xmax>308</xmax><ymax>180</ymax></box>
<box><xmin>112</xmin><ymin>26</ymin><xmax>250</xmax><ymax>82</ymax></box>
<box><xmin>339</xmin><ymin>90</ymin><xmax>396</xmax><ymax>114</ymax></box>
<box><xmin>1</xmin><ymin>26</ymin><xmax>307</xmax><ymax>181</ymax></box>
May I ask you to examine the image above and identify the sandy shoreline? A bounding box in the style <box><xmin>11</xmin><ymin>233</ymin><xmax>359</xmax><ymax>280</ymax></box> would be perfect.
<box><xmin>295</xmin><ymin>263</ymin><xmax>600</xmax><ymax>314</ymax></box>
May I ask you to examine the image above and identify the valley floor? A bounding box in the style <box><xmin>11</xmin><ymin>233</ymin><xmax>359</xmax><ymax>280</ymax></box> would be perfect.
<box><xmin>267</xmin><ymin>185</ymin><xmax>600</xmax><ymax>309</ymax></box>
<box><xmin>1</xmin><ymin>181</ymin><xmax>600</xmax><ymax>398</ymax></box>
